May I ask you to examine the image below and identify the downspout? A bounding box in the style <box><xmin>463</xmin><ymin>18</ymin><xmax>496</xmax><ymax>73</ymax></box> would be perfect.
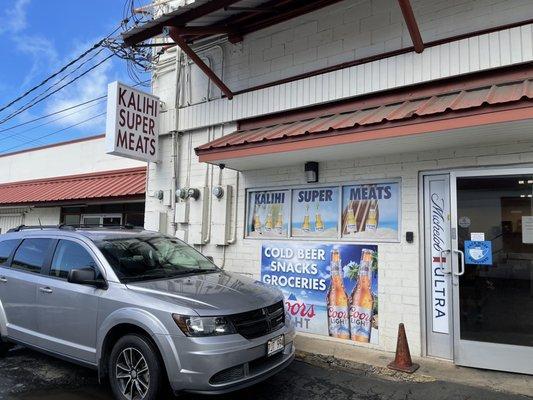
<box><xmin>171</xmin><ymin>49</ymin><xmax>183</xmax><ymax>236</ymax></box>
<box><xmin>220</xmin><ymin>167</ymin><xmax>239</xmax><ymax>269</ymax></box>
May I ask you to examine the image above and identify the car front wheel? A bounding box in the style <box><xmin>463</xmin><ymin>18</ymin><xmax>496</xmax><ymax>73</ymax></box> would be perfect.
<box><xmin>108</xmin><ymin>334</ymin><xmax>162</xmax><ymax>400</ymax></box>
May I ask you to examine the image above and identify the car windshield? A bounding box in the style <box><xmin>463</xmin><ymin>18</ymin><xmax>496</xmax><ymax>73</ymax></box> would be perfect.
<box><xmin>94</xmin><ymin>235</ymin><xmax>218</xmax><ymax>283</ymax></box>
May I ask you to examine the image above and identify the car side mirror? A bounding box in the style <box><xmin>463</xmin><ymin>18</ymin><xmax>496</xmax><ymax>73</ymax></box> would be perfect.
<box><xmin>68</xmin><ymin>267</ymin><xmax>108</xmax><ymax>289</ymax></box>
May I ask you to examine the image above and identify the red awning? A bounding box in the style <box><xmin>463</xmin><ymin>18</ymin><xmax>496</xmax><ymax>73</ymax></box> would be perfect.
<box><xmin>196</xmin><ymin>74</ymin><xmax>533</xmax><ymax>164</ymax></box>
<box><xmin>0</xmin><ymin>167</ymin><xmax>146</xmax><ymax>206</ymax></box>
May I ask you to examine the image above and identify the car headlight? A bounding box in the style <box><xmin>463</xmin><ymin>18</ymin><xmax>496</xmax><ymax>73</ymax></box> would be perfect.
<box><xmin>172</xmin><ymin>314</ymin><xmax>236</xmax><ymax>337</ymax></box>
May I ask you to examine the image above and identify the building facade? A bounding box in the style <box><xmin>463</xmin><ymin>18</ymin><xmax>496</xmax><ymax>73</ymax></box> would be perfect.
<box><xmin>0</xmin><ymin>135</ymin><xmax>147</xmax><ymax>232</ymax></box>
<box><xmin>129</xmin><ymin>0</ymin><xmax>533</xmax><ymax>375</ymax></box>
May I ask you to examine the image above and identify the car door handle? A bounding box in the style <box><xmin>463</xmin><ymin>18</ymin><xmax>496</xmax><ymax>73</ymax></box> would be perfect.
<box><xmin>0</xmin><ymin>277</ymin><xmax>7</xmax><ymax>283</ymax></box>
<box><xmin>39</xmin><ymin>287</ymin><xmax>53</xmax><ymax>294</ymax></box>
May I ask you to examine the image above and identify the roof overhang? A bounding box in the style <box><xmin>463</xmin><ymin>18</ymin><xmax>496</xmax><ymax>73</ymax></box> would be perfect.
<box><xmin>122</xmin><ymin>0</ymin><xmax>425</xmax><ymax>99</ymax></box>
<box><xmin>195</xmin><ymin>65</ymin><xmax>533</xmax><ymax>170</ymax></box>
<box><xmin>0</xmin><ymin>167</ymin><xmax>147</xmax><ymax>206</ymax></box>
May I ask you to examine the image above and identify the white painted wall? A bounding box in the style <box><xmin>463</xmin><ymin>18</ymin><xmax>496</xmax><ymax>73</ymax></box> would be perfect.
<box><xmin>0</xmin><ymin>136</ymin><xmax>146</xmax><ymax>184</ymax></box>
<box><xmin>0</xmin><ymin>206</ymin><xmax>61</xmax><ymax>233</ymax></box>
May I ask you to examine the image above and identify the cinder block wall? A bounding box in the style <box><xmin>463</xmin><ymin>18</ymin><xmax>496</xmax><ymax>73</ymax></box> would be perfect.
<box><xmin>218</xmin><ymin>0</ymin><xmax>533</xmax><ymax>91</ymax></box>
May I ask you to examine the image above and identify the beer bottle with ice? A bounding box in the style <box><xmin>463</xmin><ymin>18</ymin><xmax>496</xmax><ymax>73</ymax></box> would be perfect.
<box><xmin>253</xmin><ymin>206</ymin><xmax>262</xmax><ymax>234</ymax></box>
<box><xmin>350</xmin><ymin>249</ymin><xmax>375</xmax><ymax>342</ymax></box>
<box><xmin>365</xmin><ymin>205</ymin><xmax>378</xmax><ymax>231</ymax></box>
<box><xmin>265</xmin><ymin>205</ymin><xmax>273</xmax><ymax>231</ymax></box>
<box><xmin>327</xmin><ymin>249</ymin><xmax>350</xmax><ymax>339</ymax></box>
<box><xmin>302</xmin><ymin>204</ymin><xmax>311</xmax><ymax>232</ymax></box>
<box><xmin>315</xmin><ymin>203</ymin><xmax>324</xmax><ymax>232</ymax></box>
<box><xmin>274</xmin><ymin>208</ymin><xmax>284</xmax><ymax>234</ymax></box>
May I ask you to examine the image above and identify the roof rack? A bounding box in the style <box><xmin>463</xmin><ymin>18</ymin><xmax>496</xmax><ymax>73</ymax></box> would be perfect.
<box><xmin>7</xmin><ymin>223</ymin><xmax>141</xmax><ymax>233</ymax></box>
<box><xmin>7</xmin><ymin>224</ymin><xmax>76</xmax><ymax>233</ymax></box>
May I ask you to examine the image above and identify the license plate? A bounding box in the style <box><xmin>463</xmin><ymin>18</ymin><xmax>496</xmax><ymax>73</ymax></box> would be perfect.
<box><xmin>267</xmin><ymin>334</ymin><xmax>284</xmax><ymax>357</ymax></box>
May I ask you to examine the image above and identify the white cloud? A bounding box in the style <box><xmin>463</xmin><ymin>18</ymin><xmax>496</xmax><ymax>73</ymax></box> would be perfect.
<box><xmin>42</xmin><ymin>38</ymin><xmax>118</xmax><ymax>131</ymax></box>
<box><xmin>12</xmin><ymin>35</ymin><xmax>59</xmax><ymax>87</ymax></box>
<box><xmin>0</xmin><ymin>0</ymin><xmax>31</xmax><ymax>34</ymax></box>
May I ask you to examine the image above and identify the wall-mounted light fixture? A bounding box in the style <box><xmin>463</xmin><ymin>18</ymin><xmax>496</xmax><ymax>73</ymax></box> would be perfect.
<box><xmin>305</xmin><ymin>161</ymin><xmax>319</xmax><ymax>183</ymax></box>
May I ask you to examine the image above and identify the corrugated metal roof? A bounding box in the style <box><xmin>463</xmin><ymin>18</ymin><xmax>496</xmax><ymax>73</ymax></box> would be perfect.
<box><xmin>196</xmin><ymin>79</ymin><xmax>533</xmax><ymax>153</ymax></box>
<box><xmin>0</xmin><ymin>167</ymin><xmax>146</xmax><ymax>205</ymax></box>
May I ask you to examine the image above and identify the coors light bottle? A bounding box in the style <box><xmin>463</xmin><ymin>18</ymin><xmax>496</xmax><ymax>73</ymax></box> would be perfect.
<box><xmin>326</xmin><ymin>249</ymin><xmax>350</xmax><ymax>339</ymax></box>
<box><xmin>349</xmin><ymin>249</ymin><xmax>375</xmax><ymax>342</ymax></box>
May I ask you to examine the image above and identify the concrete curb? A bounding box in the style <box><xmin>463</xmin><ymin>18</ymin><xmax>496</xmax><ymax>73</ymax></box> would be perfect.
<box><xmin>294</xmin><ymin>334</ymin><xmax>533</xmax><ymax>397</ymax></box>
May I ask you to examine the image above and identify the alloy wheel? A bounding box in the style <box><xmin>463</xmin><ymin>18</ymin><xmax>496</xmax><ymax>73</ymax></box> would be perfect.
<box><xmin>115</xmin><ymin>347</ymin><xmax>150</xmax><ymax>400</ymax></box>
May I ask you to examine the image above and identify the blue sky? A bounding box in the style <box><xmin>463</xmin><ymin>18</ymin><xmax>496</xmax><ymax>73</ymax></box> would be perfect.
<box><xmin>0</xmin><ymin>0</ymin><xmax>148</xmax><ymax>154</ymax></box>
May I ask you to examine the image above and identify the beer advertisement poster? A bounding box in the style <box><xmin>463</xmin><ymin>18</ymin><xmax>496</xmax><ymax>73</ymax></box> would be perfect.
<box><xmin>247</xmin><ymin>190</ymin><xmax>290</xmax><ymax>238</ymax></box>
<box><xmin>291</xmin><ymin>187</ymin><xmax>339</xmax><ymax>238</ymax></box>
<box><xmin>341</xmin><ymin>182</ymin><xmax>400</xmax><ymax>241</ymax></box>
<box><xmin>261</xmin><ymin>241</ymin><xmax>379</xmax><ymax>344</ymax></box>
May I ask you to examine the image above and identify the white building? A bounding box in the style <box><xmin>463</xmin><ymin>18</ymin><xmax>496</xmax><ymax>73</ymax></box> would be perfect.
<box><xmin>0</xmin><ymin>135</ymin><xmax>147</xmax><ymax>232</ymax></box>
<box><xmin>123</xmin><ymin>0</ymin><xmax>533</xmax><ymax>375</ymax></box>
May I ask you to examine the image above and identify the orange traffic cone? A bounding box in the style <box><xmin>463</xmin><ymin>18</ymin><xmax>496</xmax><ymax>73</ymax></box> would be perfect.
<box><xmin>387</xmin><ymin>323</ymin><xmax>419</xmax><ymax>373</ymax></box>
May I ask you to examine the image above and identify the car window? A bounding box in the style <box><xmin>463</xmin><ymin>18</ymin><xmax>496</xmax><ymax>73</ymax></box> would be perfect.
<box><xmin>95</xmin><ymin>235</ymin><xmax>218</xmax><ymax>283</ymax></box>
<box><xmin>11</xmin><ymin>238</ymin><xmax>53</xmax><ymax>274</ymax></box>
<box><xmin>0</xmin><ymin>240</ymin><xmax>19</xmax><ymax>266</ymax></box>
<box><xmin>50</xmin><ymin>240</ymin><xmax>97</xmax><ymax>279</ymax></box>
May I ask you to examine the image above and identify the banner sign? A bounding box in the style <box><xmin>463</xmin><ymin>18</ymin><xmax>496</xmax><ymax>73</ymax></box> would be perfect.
<box><xmin>247</xmin><ymin>190</ymin><xmax>290</xmax><ymax>238</ymax></box>
<box><xmin>291</xmin><ymin>187</ymin><xmax>339</xmax><ymax>238</ymax></box>
<box><xmin>465</xmin><ymin>240</ymin><xmax>492</xmax><ymax>265</ymax></box>
<box><xmin>341</xmin><ymin>182</ymin><xmax>399</xmax><ymax>240</ymax></box>
<box><xmin>106</xmin><ymin>81</ymin><xmax>159</xmax><ymax>162</ymax></box>
<box><xmin>428</xmin><ymin>178</ymin><xmax>450</xmax><ymax>334</ymax></box>
<box><xmin>261</xmin><ymin>241</ymin><xmax>378</xmax><ymax>344</ymax></box>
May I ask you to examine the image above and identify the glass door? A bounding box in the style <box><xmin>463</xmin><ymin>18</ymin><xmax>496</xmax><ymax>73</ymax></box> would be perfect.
<box><xmin>450</xmin><ymin>169</ymin><xmax>533</xmax><ymax>374</ymax></box>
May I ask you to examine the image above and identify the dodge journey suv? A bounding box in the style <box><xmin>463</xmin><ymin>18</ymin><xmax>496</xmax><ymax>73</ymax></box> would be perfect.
<box><xmin>0</xmin><ymin>226</ymin><xmax>294</xmax><ymax>400</ymax></box>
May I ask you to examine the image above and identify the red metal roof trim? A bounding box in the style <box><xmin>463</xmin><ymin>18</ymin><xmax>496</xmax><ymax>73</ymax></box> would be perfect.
<box><xmin>0</xmin><ymin>167</ymin><xmax>146</xmax><ymax>206</ymax></box>
<box><xmin>196</xmin><ymin>79</ymin><xmax>533</xmax><ymax>154</ymax></box>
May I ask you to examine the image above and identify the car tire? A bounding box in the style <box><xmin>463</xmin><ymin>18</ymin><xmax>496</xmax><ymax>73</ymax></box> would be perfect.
<box><xmin>108</xmin><ymin>334</ymin><xmax>163</xmax><ymax>400</ymax></box>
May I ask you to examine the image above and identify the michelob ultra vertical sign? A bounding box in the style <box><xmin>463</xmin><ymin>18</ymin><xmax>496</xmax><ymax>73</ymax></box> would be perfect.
<box><xmin>261</xmin><ymin>241</ymin><xmax>379</xmax><ymax>344</ymax></box>
<box><xmin>106</xmin><ymin>81</ymin><xmax>159</xmax><ymax>162</ymax></box>
<box><xmin>428</xmin><ymin>178</ymin><xmax>450</xmax><ymax>334</ymax></box>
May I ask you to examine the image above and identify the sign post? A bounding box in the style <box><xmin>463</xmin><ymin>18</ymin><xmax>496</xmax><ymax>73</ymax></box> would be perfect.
<box><xmin>105</xmin><ymin>81</ymin><xmax>160</xmax><ymax>162</ymax></box>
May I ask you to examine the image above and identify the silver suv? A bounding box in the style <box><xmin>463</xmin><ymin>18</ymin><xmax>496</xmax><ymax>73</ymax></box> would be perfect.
<box><xmin>0</xmin><ymin>227</ymin><xmax>294</xmax><ymax>400</ymax></box>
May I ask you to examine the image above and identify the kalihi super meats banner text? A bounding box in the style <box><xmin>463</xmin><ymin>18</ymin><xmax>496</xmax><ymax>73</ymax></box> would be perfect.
<box><xmin>261</xmin><ymin>241</ymin><xmax>378</xmax><ymax>344</ymax></box>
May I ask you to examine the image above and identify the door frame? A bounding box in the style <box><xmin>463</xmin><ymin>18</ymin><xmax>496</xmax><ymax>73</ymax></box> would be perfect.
<box><xmin>449</xmin><ymin>166</ymin><xmax>533</xmax><ymax>374</ymax></box>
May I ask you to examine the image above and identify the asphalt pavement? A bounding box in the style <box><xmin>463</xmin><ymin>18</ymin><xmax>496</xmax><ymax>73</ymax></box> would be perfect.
<box><xmin>0</xmin><ymin>346</ymin><xmax>531</xmax><ymax>400</ymax></box>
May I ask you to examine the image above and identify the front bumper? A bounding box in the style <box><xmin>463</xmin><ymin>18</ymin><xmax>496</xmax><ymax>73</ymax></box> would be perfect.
<box><xmin>158</xmin><ymin>323</ymin><xmax>295</xmax><ymax>393</ymax></box>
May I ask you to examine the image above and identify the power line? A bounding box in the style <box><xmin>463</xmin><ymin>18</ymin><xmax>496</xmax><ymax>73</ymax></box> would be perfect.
<box><xmin>0</xmin><ymin>53</ymin><xmax>114</xmax><ymax>126</ymax></box>
<box><xmin>0</xmin><ymin>79</ymin><xmax>149</xmax><ymax>135</ymax></box>
<box><xmin>0</xmin><ymin>96</ymin><xmax>106</xmax><ymax>133</ymax></box>
<box><xmin>0</xmin><ymin>111</ymin><xmax>107</xmax><ymax>154</ymax></box>
<box><xmin>0</xmin><ymin>99</ymin><xmax>106</xmax><ymax>143</ymax></box>
<box><xmin>0</xmin><ymin>24</ymin><xmax>122</xmax><ymax>114</ymax></box>
<box><xmin>0</xmin><ymin>42</ymin><xmax>103</xmax><ymax>114</ymax></box>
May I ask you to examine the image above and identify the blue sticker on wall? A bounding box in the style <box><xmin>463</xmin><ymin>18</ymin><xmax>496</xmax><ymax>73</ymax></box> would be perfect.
<box><xmin>464</xmin><ymin>241</ymin><xmax>492</xmax><ymax>265</ymax></box>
